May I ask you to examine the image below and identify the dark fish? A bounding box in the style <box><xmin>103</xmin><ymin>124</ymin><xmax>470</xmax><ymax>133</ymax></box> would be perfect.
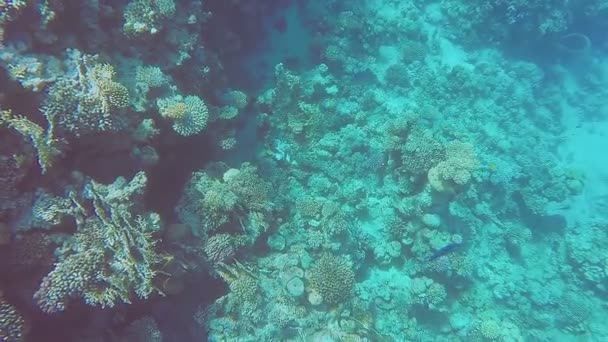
<box><xmin>427</xmin><ymin>242</ymin><xmax>463</xmax><ymax>262</ymax></box>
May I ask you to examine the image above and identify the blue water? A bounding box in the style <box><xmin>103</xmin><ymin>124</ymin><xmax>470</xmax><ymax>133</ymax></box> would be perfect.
<box><xmin>0</xmin><ymin>1</ymin><xmax>607</xmax><ymax>341</ymax></box>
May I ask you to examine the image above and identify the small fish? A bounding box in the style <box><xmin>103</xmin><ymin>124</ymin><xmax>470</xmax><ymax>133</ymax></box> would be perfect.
<box><xmin>427</xmin><ymin>242</ymin><xmax>463</xmax><ymax>262</ymax></box>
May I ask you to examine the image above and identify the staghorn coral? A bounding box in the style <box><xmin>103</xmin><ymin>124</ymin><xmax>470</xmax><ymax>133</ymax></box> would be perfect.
<box><xmin>502</xmin><ymin>221</ymin><xmax>532</xmax><ymax>247</ymax></box>
<box><xmin>558</xmin><ymin>290</ymin><xmax>591</xmax><ymax>327</ymax></box>
<box><xmin>223</xmin><ymin>90</ymin><xmax>249</xmax><ymax>110</ymax></box>
<box><xmin>219</xmin><ymin>136</ymin><xmax>237</xmax><ymax>150</ymax></box>
<box><xmin>479</xmin><ymin>319</ymin><xmax>501</xmax><ymax>340</ymax></box>
<box><xmin>133</xmin><ymin>118</ymin><xmax>160</xmax><ymax>142</ymax></box>
<box><xmin>308</xmin><ymin>253</ymin><xmax>355</xmax><ymax>305</ymax></box>
<box><xmin>218</xmin><ymin>106</ymin><xmax>239</xmax><ymax>120</ymax></box>
<box><xmin>296</xmin><ymin>196</ymin><xmax>322</xmax><ymax>219</ymax></box>
<box><xmin>157</xmin><ymin>95</ymin><xmax>208</xmax><ymax>136</ymax></box>
<box><xmin>567</xmin><ymin>220</ymin><xmax>608</xmax><ymax>291</ymax></box>
<box><xmin>178</xmin><ymin>172</ymin><xmax>237</xmax><ymax>233</ymax></box>
<box><xmin>224</xmin><ymin>164</ymin><xmax>271</xmax><ymax>212</ymax></box>
<box><xmin>33</xmin><ymin>172</ymin><xmax>163</xmax><ymax>313</ymax></box>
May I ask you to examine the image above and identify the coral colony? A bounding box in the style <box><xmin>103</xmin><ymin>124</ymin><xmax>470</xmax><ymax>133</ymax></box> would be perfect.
<box><xmin>1</xmin><ymin>0</ymin><xmax>607</xmax><ymax>341</ymax></box>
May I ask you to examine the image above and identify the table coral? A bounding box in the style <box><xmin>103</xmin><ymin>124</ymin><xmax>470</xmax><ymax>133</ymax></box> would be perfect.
<box><xmin>33</xmin><ymin>172</ymin><xmax>163</xmax><ymax>313</ymax></box>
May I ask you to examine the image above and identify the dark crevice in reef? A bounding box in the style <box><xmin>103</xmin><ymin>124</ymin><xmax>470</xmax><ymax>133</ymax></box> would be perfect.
<box><xmin>202</xmin><ymin>0</ymin><xmax>299</xmax><ymax>91</ymax></box>
<box><xmin>144</xmin><ymin>132</ymin><xmax>219</xmax><ymax>221</ymax></box>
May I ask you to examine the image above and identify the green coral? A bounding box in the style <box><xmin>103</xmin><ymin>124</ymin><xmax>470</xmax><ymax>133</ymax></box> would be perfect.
<box><xmin>308</xmin><ymin>254</ymin><xmax>355</xmax><ymax>305</ymax></box>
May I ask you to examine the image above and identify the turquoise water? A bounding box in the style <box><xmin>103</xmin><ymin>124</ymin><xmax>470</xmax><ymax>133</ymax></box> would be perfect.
<box><xmin>1</xmin><ymin>1</ymin><xmax>607</xmax><ymax>341</ymax></box>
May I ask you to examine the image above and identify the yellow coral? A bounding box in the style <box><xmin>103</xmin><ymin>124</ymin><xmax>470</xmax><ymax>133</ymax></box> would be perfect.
<box><xmin>162</xmin><ymin>101</ymin><xmax>187</xmax><ymax>120</ymax></box>
<box><xmin>105</xmin><ymin>82</ymin><xmax>130</xmax><ymax>108</ymax></box>
<box><xmin>0</xmin><ymin>109</ymin><xmax>60</xmax><ymax>174</ymax></box>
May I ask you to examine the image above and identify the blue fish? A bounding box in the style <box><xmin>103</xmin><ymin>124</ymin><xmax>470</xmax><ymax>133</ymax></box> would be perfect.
<box><xmin>427</xmin><ymin>242</ymin><xmax>463</xmax><ymax>262</ymax></box>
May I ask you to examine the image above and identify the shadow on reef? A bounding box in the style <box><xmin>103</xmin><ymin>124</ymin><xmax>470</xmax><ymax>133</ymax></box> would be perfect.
<box><xmin>144</xmin><ymin>132</ymin><xmax>220</xmax><ymax>220</ymax></box>
<box><xmin>21</xmin><ymin>272</ymin><xmax>226</xmax><ymax>341</ymax></box>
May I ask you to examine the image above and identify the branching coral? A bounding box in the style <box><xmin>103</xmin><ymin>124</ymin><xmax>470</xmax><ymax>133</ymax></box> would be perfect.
<box><xmin>0</xmin><ymin>108</ymin><xmax>61</xmax><ymax>174</ymax></box>
<box><xmin>123</xmin><ymin>0</ymin><xmax>176</xmax><ymax>37</ymax></box>
<box><xmin>177</xmin><ymin>163</ymin><xmax>271</xmax><ymax>237</ymax></box>
<box><xmin>216</xmin><ymin>262</ymin><xmax>259</xmax><ymax>304</ymax></box>
<box><xmin>157</xmin><ymin>95</ymin><xmax>208</xmax><ymax>136</ymax></box>
<box><xmin>0</xmin><ymin>294</ymin><xmax>26</xmax><ymax>341</ymax></box>
<box><xmin>204</xmin><ymin>233</ymin><xmax>240</xmax><ymax>265</ymax></box>
<box><xmin>428</xmin><ymin>140</ymin><xmax>477</xmax><ymax>192</ymax></box>
<box><xmin>41</xmin><ymin>51</ymin><xmax>130</xmax><ymax>136</ymax></box>
<box><xmin>133</xmin><ymin>65</ymin><xmax>168</xmax><ymax>111</ymax></box>
<box><xmin>0</xmin><ymin>0</ymin><xmax>27</xmax><ymax>45</ymax></box>
<box><xmin>29</xmin><ymin>190</ymin><xmax>74</xmax><ymax>229</ymax></box>
<box><xmin>308</xmin><ymin>253</ymin><xmax>355</xmax><ymax>305</ymax></box>
<box><xmin>33</xmin><ymin>172</ymin><xmax>163</xmax><ymax>313</ymax></box>
<box><xmin>399</xmin><ymin>130</ymin><xmax>445</xmax><ymax>175</ymax></box>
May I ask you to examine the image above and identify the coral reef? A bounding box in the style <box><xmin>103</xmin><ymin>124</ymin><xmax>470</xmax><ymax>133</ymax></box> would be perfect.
<box><xmin>0</xmin><ymin>294</ymin><xmax>26</xmax><ymax>341</ymax></box>
<box><xmin>308</xmin><ymin>254</ymin><xmax>355</xmax><ymax>305</ymax></box>
<box><xmin>33</xmin><ymin>172</ymin><xmax>163</xmax><ymax>313</ymax></box>
<box><xmin>0</xmin><ymin>0</ymin><xmax>607</xmax><ymax>340</ymax></box>
<box><xmin>157</xmin><ymin>95</ymin><xmax>208</xmax><ymax>136</ymax></box>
